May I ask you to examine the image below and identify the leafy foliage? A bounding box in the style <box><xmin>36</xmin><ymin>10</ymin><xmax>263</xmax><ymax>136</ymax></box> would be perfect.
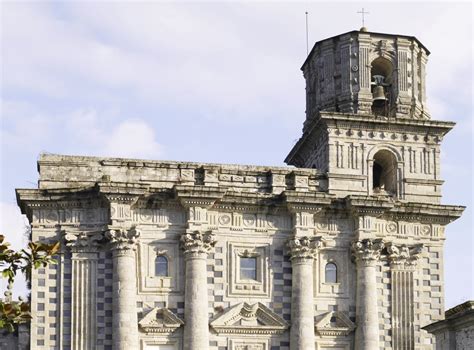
<box><xmin>0</xmin><ymin>234</ymin><xmax>59</xmax><ymax>332</ymax></box>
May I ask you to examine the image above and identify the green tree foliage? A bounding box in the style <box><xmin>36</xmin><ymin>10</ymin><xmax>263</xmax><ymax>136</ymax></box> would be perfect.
<box><xmin>0</xmin><ymin>234</ymin><xmax>59</xmax><ymax>332</ymax></box>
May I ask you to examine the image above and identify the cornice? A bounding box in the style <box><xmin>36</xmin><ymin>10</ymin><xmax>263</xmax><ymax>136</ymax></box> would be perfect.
<box><xmin>388</xmin><ymin>202</ymin><xmax>465</xmax><ymax>224</ymax></box>
<box><xmin>345</xmin><ymin>195</ymin><xmax>394</xmax><ymax>217</ymax></box>
<box><xmin>283</xmin><ymin>191</ymin><xmax>333</xmax><ymax>213</ymax></box>
<box><xmin>174</xmin><ymin>185</ymin><xmax>227</xmax><ymax>209</ymax></box>
<box><xmin>320</xmin><ymin>113</ymin><xmax>455</xmax><ymax>135</ymax></box>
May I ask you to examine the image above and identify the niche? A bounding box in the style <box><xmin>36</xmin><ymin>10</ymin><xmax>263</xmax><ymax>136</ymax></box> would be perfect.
<box><xmin>370</xmin><ymin>57</ymin><xmax>393</xmax><ymax>116</ymax></box>
<box><xmin>372</xmin><ymin>150</ymin><xmax>398</xmax><ymax>196</ymax></box>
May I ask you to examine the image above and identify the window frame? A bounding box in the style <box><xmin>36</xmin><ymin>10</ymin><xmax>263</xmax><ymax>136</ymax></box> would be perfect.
<box><xmin>155</xmin><ymin>255</ymin><xmax>169</xmax><ymax>277</ymax></box>
<box><xmin>325</xmin><ymin>262</ymin><xmax>338</xmax><ymax>284</ymax></box>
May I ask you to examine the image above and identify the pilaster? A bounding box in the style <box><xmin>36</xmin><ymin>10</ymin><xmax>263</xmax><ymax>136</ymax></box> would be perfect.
<box><xmin>63</xmin><ymin>230</ymin><xmax>103</xmax><ymax>350</ymax></box>
<box><xmin>386</xmin><ymin>243</ymin><xmax>424</xmax><ymax>350</ymax></box>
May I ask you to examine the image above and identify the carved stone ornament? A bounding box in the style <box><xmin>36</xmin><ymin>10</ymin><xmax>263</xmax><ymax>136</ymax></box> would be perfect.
<box><xmin>180</xmin><ymin>230</ymin><xmax>216</xmax><ymax>257</ymax></box>
<box><xmin>287</xmin><ymin>236</ymin><xmax>323</xmax><ymax>261</ymax></box>
<box><xmin>351</xmin><ymin>239</ymin><xmax>385</xmax><ymax>265</ymax></box>
<box><xmin>138</xmin><ymin>307</ymin><xmax>184</xmax><ymax>334</ymax></box>
<box><xmin>105</xmin><ymin>227</ymin><xmax>140</xmax><ymax>251</ymax></box>
<box><xmin>315</xmin><ymin>311</ymin><xmax>356</xmax><ymax>336</ymax></box>
<box><xmin>63</xmin><ymin>231</ymin><xmax>104</xmax><ymax>252</ymax></box>
<box><xmin>386</xmin><ymin>242</ymin><xmax>424</xmax><ymax>267</ymax></box>
<box><xmin>210</xmin><ymin>302</ymin><xmax>289</xmax><ymax>335</ymax></box>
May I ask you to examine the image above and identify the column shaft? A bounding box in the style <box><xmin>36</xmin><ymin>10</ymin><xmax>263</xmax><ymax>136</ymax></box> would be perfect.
<box><xmin>184</xmin><ymin>254</ymin><xmax>209</xmax><ymax>350</ymax></box>
<box><xmin>291</xmin><ymin>259</ymin><xmax>315</xmax><ymax>350</ymax></box>
<box><xmin>106</xmin><ymin>227</ymin><xmax>140</xmax><ymax>350</ymax></box>
<box><xmin>288</xmin><ymin>236</ymin><xmax>321</xmax><ymax>350</ymax></box>
<box><xmin>112</xmin><ymin>249</ymin><xmax>139</xmax><ymax>349</ymax></box>
<box><xmin>352</xmin><ymin>239</ymin><xmax>384</xmax><ymax>350</ymax></box>
<box><xmin>355</xmin><ymin>262</ymin><xmax>379</xmax><ymax>350</ymax></box>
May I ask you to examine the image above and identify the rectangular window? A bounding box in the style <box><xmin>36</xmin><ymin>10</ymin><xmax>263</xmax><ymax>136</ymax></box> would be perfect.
<box><xmin>240</xmin><ymin>257</ymin><xmax>257</xmax><ymax>280</ymax></box>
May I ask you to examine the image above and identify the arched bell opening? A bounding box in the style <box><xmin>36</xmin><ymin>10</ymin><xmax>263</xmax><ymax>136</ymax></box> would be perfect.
<box><xmin>370</xmin><ymin>57</ymin><xmax>393</xmax><ymax>116</ymax></box>
<box><xmin>372</xmin><ymin>149</ymin><xmax>398</xmax><ymax>196</ymax></box>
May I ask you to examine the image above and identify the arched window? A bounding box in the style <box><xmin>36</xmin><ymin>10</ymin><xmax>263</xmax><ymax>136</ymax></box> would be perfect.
<box><xmin>372</xmin><ymin>150</ymin><xmax>398</xmax><ymax>196</ymax></box>
<box><xmin>370</xmin><ymin>57</ymin><xmax>394</xmax><ymax>116</ymax></box>
<box><xmin>325</xmin><ymin>262</ymin><xmax>337</xmax><ymax>283</ymax></box>
<box><xmin>155</xmin><ymin>256</ymin><xmax>169</xmax><ymax>277</ymax></box>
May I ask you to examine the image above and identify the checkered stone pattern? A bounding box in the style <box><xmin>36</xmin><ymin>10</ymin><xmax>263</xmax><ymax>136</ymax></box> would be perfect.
<box><xmin>377</xmin><ymin>261</ymin><xmax>393</xmax><ymax>349</ymax></box>
<box><xmin>208</xmin><ymin>244</ymin><xmax>232</xmax><ymax>350</ymax></box>
<box><xmin>269</xmin><ymin>248</ymin><xmax>292</xmax><ymax>325</ymax></box>
<box><xmin>61</xmin><ymin>252</ymin><xmax>72</xmax><ymax>349</ymax></box>
<box><xmin>96</xmin><ymin>251</ymin><xmax>114</xmax><ymax>350</ymax></box>
<box><xmin>415</xmin><ymin>245</ymin><xmax>444</xmax><ymax>350</ymax></box>
<box><xmin>270</xmin><ymin>338</ymin><xmax>290</xmax><ymax>350</ymax></box>
<box><xmin>33</xmin><ymin>255</ymin><xmax>60</xmax><ymax>349</ymax></box>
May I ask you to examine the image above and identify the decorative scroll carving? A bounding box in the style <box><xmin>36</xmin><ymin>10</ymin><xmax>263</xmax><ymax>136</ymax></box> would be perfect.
<box><xmin>386</xmin><ymin>243</ymin><xmax>424</xmax><ymax>267</ymax></box>
<box><xmin>105</xmin><ymin>227</ymin><xmax>140</xmax><ymax>254</ymax></box>
<box><xmin>138</xmin><ymin>307</ymin><xmax>184</xmax><ymax>334</ymax></box>
<box><xmin>315</xmin><ymin>311</ymin><xmax>356</xmax><ymax>336</ymax></box>
<box><xmin>210</xmin><ymin>302</ymin><xmax>288</xmax><ymax>335</ymax></box>
<box><xmin>287</xmin><ymin>236</ymin><xmax>323</xmax><ymax>261</ymax></box>
<box><xmin>180</xmin><ymin>230</ymin><xmax>215</xmax><ymax>258</ymax></box>
<box><xmin>63</xmin><ymin>231</ymin><xmax>104</xmax><ymax>253</ymax></box>
<box><xmin>351</xmin><ymin>239</ymin><xmax>384</xmax><ymax>266</ymax></box>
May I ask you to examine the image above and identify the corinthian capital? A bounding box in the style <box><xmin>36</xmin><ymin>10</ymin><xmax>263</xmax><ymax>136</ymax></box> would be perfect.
<box><xmin>105</xmin><ymin>227</ymin><xmax>140</xmax><ymax>252</ymax></box>
<box><xmin>351</xmin><ymin>239</ymin><xmax>384</xmax><ymax>266</ymax></box>
<box><xmin>63</xmin><ymin>231</ymin><xmax>103</xmax><ymax>253</ymax></box>
<box><xmin>386</xmin><ymin>243</ymin><xmax>424</xmax><ymax>267</ymax></box>
<box><xmin>287</xmin><ymin>236</ymin><xmax>323</xmax><ymax>261</ymax></box>
<box><xmin>180</xmin><ymin>230</ymin><xmax>215</xmax><ymax>258</ymax></box>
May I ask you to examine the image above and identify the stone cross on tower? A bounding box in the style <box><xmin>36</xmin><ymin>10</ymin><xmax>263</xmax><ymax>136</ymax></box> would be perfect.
<box><xmin>357</xmin><ymin>8</ymin><xmax>369</xmax><ymax>28</ymax></box>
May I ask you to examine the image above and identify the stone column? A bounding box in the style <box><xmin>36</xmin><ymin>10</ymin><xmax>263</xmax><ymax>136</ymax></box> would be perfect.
<box><xmin>64</xmin><ymin>231</ymin><xmax>103</xmax><ymax>350</ymax></box>
<box><xmin>106</xmin><ymin>227</ymin><xmax>140</xmax><ymax>350</ymax></box>
<box><xmin>181</xmin><ymin>230</ymin><xmax>215</xmax><ymax>350</ymax></box>
<box><xmin>288</xmin><ymin>236</ymin><xmax>322</xmax><ymax>350</ymax></box>
<box><xmin>351</xmin><ymin>239</ymin><xmax>384</xmax><ymax>350</ymax></box>
<box><xmin>386</xmin><ymin>243</ymin><xmax>423</xmax><ymax>350</ymax></box>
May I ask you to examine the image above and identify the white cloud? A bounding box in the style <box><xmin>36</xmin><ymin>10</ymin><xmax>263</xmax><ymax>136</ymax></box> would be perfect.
<box><xmin>1</xmin><ymin>100</ymin><xmax>164</xmax><ymax>160</ymax></box>
<box><xmin>101</xmin><ymin>119</ymin><xmax>163</xmax><ymax>159</ymax></box>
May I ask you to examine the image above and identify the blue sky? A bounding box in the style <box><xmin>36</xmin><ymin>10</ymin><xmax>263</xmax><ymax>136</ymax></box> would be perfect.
<box><xmin>1</xmin><ymin>1</ymin><xmax>472</xmax><ymax>308</ymax></box>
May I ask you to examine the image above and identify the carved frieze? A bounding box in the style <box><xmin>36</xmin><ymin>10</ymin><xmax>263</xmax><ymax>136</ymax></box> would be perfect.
<box><xmin>32</xmin><ymin>208</ymin><xmax>108</xmax><ymax>226</ymax></box>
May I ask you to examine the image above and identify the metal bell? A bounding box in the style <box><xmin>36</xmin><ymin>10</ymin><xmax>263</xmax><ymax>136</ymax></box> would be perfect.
<box><xmin>372</xmin><ymin>85</ymin><xmax>386</xmax><ymax>101</ymax></box>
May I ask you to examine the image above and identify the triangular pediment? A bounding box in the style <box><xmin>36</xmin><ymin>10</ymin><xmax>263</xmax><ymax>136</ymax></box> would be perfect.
<box><xmin>138</xmin><ymin>307</ymin><xmax>184</xmax><ymax>334</ymax></box>
<box><xmin>210</xmin><ymin>302</ymin><xmax>289</xmax><ymax>335</ymax></box>
<box><xmin>315</xmin><ymin>311</ymin><xmax>356</xmax><ymax>336</ymax></box>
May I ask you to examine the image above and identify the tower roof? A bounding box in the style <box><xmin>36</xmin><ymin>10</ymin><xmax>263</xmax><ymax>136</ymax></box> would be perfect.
<box><xmin>302</xmin><ymin>29</ymin><xmax>430</xmax><ymax>70</ymax></box>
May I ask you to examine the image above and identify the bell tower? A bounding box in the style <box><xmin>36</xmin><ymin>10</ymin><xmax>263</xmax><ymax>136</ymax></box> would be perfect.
<box><xmin>285</xmin><ymin>28</ymin><xmax>454</xmax><ymax>203</ymax></box>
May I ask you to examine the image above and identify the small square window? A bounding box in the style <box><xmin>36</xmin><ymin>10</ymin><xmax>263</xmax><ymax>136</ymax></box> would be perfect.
<box><xmin>240</xmin><ymin>257</ymin><xmax>257</xmax><ymax>280</ymax></box>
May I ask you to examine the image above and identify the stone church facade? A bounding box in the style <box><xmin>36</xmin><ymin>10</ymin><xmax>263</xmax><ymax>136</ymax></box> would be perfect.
<box><xmin>16</xmin><ymin>28</ymin><xmax>464</xmax><ymax>350</ymax></box>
